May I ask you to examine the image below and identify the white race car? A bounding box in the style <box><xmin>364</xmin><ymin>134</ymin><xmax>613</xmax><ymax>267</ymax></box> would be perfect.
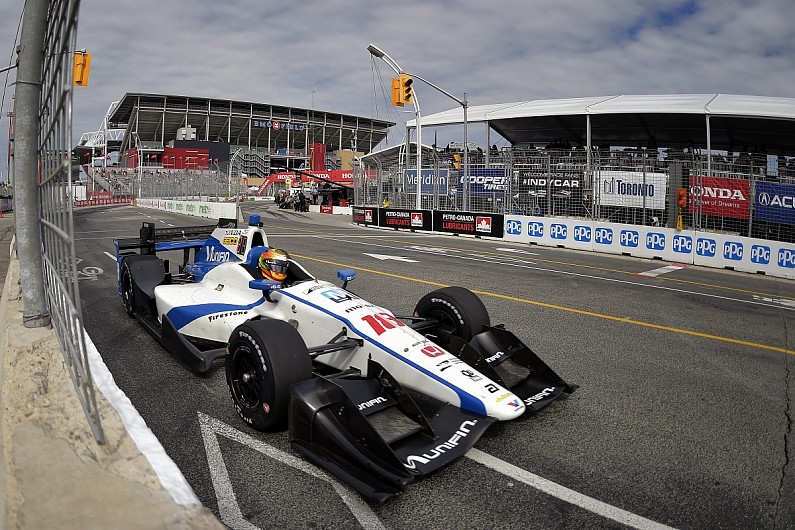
<box><xmin>114</xmin><ymin>214</ymin><xmax>576</xmax><ymax>503</ymax></box>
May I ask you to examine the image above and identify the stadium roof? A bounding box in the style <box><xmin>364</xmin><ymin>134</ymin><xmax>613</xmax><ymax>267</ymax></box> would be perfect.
<box><xmin>106</xmin><ymin>93</ymin><xmax>394</xmax><ymax>154</ymax></box>
<box><xmin>410</xmin><ymin>94</ymin><xmax>795</xmax><ymax>154</ymax></box>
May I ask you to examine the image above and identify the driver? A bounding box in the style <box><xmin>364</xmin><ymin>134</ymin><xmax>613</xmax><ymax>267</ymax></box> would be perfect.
<box><xmin>258</xmin><ymin>248</ymin><xmax>290</xmax><ymax>283</ymax></box>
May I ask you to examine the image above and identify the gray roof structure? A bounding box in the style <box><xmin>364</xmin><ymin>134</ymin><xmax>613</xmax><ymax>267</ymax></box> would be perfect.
<box><xmin>410</xmin><ymin>94</ymin><xmax>795</xmax><ymax>154</ymax></box>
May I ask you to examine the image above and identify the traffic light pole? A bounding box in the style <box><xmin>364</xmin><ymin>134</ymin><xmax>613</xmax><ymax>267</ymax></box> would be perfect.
<box><xmin>367</xmin><ymin>44</ymin><xmax>422</xmax><ymax>210</ymax></box>
<box><xmin>396</xmin><ymin>72</ymin><xmax>469</xmax><ymax>211</ymax></box>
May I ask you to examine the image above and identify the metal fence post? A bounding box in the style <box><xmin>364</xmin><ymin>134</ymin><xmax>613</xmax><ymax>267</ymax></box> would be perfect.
<box><xmin>14</xmin><ymin>0</ymin><xmax>51</xmax><ymax>328</ymax></box>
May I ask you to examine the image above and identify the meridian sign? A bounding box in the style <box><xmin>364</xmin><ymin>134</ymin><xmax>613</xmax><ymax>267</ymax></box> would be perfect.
<box><xmin>403</xmin><ymin>169</ymin><xmax>449</xmax><ymax>194</ymax></box>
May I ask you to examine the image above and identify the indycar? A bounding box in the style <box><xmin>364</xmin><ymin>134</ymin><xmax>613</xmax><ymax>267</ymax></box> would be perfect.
<box><xmin>114</xmin><ymin>214</ymin><xmax>577</xmax><ymax>503</ymax></box>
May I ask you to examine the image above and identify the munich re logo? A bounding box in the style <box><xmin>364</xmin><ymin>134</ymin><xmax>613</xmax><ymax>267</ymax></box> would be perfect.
<box><xmin>411</xmin><ymin>212</ymin><xmax>423</xmax><ymax>227</ymax></box>
<box><xmin>506</xmin><ymin>219</ymin><xmax>522</xmax><ymax>235</ymax></box>
<box><xmin>364</xmin><ymin>210</ymin><xmax>373</xmax><ymax>222</ymax></box>
<box><xmin>758</xmin><ymin>192</ymin><xmax>771</xmax><ymax>206</ymax></box>
<box><xmin>476</xmin><ymin>216</ymin><xmax>492</xmax><ymax>233</ymax></box>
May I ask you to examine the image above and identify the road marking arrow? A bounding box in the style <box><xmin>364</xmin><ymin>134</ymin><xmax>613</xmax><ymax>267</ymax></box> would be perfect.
<box><xmin>363</xmin><ymin>253</ymin><xmax>418</xmax><ymax>262</ymax></box>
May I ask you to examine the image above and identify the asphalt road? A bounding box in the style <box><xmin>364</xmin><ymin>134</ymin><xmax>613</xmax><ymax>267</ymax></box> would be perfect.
<box><xmin>75</xmin><ymin>204</ymin><xmax>795</xmax><ymax>529</ymax></box>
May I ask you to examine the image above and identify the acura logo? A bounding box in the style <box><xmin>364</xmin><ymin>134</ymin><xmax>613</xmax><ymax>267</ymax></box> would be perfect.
<box><xmin>758</xmin><ymin>192</ymin><xmax>771</xmax><ymax>206</ymax></box>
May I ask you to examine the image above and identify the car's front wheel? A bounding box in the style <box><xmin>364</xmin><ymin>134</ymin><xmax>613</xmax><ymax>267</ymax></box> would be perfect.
<box><xmin>413</xmin><ymin>286</ymin><xmax>491</xmax><ymax>344</ymax></box>
<box><xmin>225</xmin><ymin>319</ymin><xmax>312</xmax><ymax>431</ymax></box>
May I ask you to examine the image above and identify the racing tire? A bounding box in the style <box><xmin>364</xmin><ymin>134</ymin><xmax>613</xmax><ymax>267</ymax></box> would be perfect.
<box><xmin>121</xmin><ymin>261</ymin><xmax>135</xmax><ymax>317</ymax></box>
<box><xmin>226</xmin><ymin>319</ymin><xmax>312</xmax><ymax>432</ymax></box>
<box><xmin>413</xmin><ymin>286</ymin><xmax>491</xmax><ymax>343</ymax></box>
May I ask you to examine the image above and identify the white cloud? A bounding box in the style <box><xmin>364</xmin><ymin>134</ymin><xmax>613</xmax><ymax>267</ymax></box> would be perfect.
<box><xmin>1</xmin><ymin>0</ymin><xmax>793</xmax><ymax>178</ymax></box>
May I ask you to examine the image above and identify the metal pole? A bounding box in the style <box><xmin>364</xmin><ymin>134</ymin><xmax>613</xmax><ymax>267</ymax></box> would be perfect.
<box><xmin>14</xmin><ymin>0</ymin><xmax>50</xmax><ymax>327</ymax></box>
<box><xmin>463</xmin><ymin>94</ymin><xmax>468</xmax><ymax>211</ymax></box>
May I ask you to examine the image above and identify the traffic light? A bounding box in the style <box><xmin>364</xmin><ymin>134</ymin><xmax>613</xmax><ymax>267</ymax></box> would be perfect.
<box><xmin>390</xmin><ymin>77</ymin><xmax>404</xmax><ymax>107</ymax></box>
<box><xmin>676</xmin><ymin>187</ymin><xmax>687</xmax><ymax>208</ymax></box>
<box><xmin>399</xmin><ymin>73</ymin><xmax>413</xmax><ymax>104</ymax></box>
<box><xmin>73</xmin><ymin>52</ymin><xmax>91</xmax><ymax>87</ymax></box>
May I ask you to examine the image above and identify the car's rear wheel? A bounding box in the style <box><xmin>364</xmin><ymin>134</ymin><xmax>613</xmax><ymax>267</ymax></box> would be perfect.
<box><xmin>121</xmin><ymin>261</ymin><xmax>135</xmax><ymax>317</ymax></box>
<box><xmin>225</xmin><ymin>319</ymin><xmax>312</xmax><ymax>431</ymax></box>
<box><xmin>413</xmin><ymin>286</ymin><xmax>491</xmax><ymax>344</ymax></box>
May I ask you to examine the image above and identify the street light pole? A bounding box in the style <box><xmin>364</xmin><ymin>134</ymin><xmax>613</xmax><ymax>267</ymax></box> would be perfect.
<box><xmin>367</xmin><ymin>44</ymin><xmax>422</xmax><ymax>210</ymax></box>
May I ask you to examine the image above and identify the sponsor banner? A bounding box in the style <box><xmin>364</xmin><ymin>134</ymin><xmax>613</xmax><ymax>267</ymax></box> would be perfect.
<box><xmin>352</xmin><ymin>206</ymin><xmax>378</xmax><ymax>226</ymax></box>
<box><xmin>689</xmin><ymin>176</ymin><xmax>750</xmax><ymax>219</ymax></box>
<box><xmin>135</xmin><ymin>198</ymin><xmax>236</xmax><ymax>220</ymax></box>
<box><xmin>378</xmin><ymin>208</ymin><xmax>433</xmax><ymax>231</ymax></box>
<box><xmin>320</xmin><ymin>205</ymin><xmax>333</xmax><ymax>214</ymax></box>
<box><xmin>754</xmin><ymin>181</ymin><xmax>795</xmax><ymax>225</ymax></box>
<box><xmin>458</xmin><ymin>168</ymin><xmax>509</xmax><ymax>197</ymax></box>
<box><xmin>403</xmin><ymin>169</ymin><xmax>449</xmax><ymax>194</ymax></box>
<box><xmin>502</xmin><ymin>214</ymin><xmax>795</xmax><ymax>278</ymax></box>
<box><xmin>597</xmin><ymin>171</ymin><xmax>667</xmax><ymax>209</ymax></box>
<box><xmin>517</xmin><ymin>172</ymin><xmax>582</xmax><ymax>198</ymax></box>
<box><xmin>434</xmin><ymin>211</ymin><xmax>504</xmax><ymax>238</ymax></box>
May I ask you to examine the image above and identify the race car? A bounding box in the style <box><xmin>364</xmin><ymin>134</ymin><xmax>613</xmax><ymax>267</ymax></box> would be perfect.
<box><xmin>114</xmin><ymin>214</ymin><xmax>576</xmax><ymax>503</ymax></box>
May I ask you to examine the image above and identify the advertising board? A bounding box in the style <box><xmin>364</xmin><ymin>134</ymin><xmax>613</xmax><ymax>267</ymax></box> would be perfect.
<box><xmin>598</xmin><ymin>171</ymin><xmax>667</xmax><ymax>209</ymax></box>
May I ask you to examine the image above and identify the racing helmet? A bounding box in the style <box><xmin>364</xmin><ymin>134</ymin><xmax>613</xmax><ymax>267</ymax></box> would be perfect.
<box><xmin>258</xmin><ymin>248</ymin><xmax>289</xmax><ymax>282</ymax></box>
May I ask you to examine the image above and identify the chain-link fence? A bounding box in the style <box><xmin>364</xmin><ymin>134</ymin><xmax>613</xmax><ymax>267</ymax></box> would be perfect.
<box><xmin>37</xmin><ymin>0</ymin><xmax>105</xmax><ymax>442</ymax></box>
<box><xmin>356</xmin><ymin>147</ymin><xmax>795</xmax><ymax>244</ymax></box>
<box><xmin>82</xmin><ymin>164</ymin><xmax>246</xmax><ymax>202</ymax></box>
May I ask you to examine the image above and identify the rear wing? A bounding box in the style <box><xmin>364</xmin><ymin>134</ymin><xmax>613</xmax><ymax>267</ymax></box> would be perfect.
<box><xmin>114</xmin><ymin>217</ymin><xmax>238</xmax><ymax>256</ymax></box>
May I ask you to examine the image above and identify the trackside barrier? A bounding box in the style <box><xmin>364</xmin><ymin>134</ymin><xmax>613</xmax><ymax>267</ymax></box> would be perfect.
<box><xmin>504</xmin><ymin>215</ymin><xmax>795</xmax><ymax>279</ymax></box>
<box><xmin>135</xmin><ymin>198</ymin><xmax>237</xmax><ymax>220</ymax></box>
<box><xmin>352</xmin><ymin>208</ymin><xmax>794</xmax><ymax>279</ymax></box>
<box><xmin>308</xmin><ymin>205</ymin><xmax>352</xmax><ymax>215</ymax></box>
<box><xmin>74</xmin><ymin>197</ymin><xmax>134</xmax><ymax>207</ymax></box>
<box><xmin>352</xmin><ymin>207</ymin><xmax>504</xmax><ymax>238</ymax></box>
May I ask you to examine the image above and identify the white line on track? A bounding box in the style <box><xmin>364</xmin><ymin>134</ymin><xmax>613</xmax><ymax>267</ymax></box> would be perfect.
<box><xmin>318</xmin><ymin>236</ymin><xmax>793</xmax><ymax>311</ymax></box>
<box><xmin>198</xmin><ymin>413</ymin><xmax>385</xmax><ymax>530</ymax></box>
<box><xmin>466</xmin><ymin>449</ymin><xmax>675</xmax><ymax>530</ymax></box>
<box><xmin>104</xmin><ymin>251</ymin><xmax>116</xmax><ymax>261</ymax></box>
<box><xmin>636</xmin><ymin>264</ymin><xmax>686</xmax><ymax>278</ymax></box>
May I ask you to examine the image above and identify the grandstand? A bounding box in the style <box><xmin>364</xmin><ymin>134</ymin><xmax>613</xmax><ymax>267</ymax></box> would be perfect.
<box><xmin>72</xmin><ymin>93</ymin><xmax>394</xmax><ymax>196</ymax></box>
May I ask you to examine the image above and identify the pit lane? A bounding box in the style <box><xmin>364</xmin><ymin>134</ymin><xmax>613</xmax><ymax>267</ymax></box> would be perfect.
<box><xmin>75</xmin><ymin>204</ymin><xmax>794</xmax><ymax>529</ymax></box>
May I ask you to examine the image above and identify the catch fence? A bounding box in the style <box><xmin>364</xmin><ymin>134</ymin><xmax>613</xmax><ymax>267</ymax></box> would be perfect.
<box><xmin>355</xmin><ymin>147</ymin><xmax>795</xmax><ymax>244</ymax></box>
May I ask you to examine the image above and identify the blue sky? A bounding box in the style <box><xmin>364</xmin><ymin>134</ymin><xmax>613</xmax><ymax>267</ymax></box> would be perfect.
<box><xmin>2</xmin><ymin>0</ymin><xmax>794</xmax><ymax>182</ymax></box>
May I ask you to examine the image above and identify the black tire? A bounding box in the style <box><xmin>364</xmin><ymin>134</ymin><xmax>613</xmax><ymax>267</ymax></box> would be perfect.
<box><xmin>121</xmin><ymin>261</ymin><xmax>135</xmax><ymax>317</ymax></box>
<box><xmin>413</xmin><ymin>286</ymin><xmax>491</xmax><ymax>343</ymax></box>
<box><xmin>225</xmin><ymin>319</ymin><xmax>312</xmax><ymax>432</ymax></box>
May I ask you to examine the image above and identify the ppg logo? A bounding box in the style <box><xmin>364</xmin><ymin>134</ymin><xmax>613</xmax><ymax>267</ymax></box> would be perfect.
<box><xmin>751</xmin><ymin>245</ymin><xmax>770</xmax><ymax>264</ymax></box>
<box><xmin>506</xmin><ymin>220</ymin><xmax>522</xmax><ymax>235</ymax></box>
<box><xmin>574</xmin><ymin>226</ymin><xmax>591</xmax><ymax>242</ymax></box>
<box><xmin>595</xmin><ymin>227</ymin><xmax>613</xmax><ymax>245</ymax></box>
<box><xmin>528</xmin><ymin>222</ymin><xmax>544</xmax><ymax>237</ymax></box>
<box><xmin>550</xmin><ymin>224</ymin><xmax>567</xmax><ymax>239</ymax></box>
<box><xmin>646</xmin><ymin>233</ymin><xmax>665</xmax><ymax>251</ymax></box>
<box><xmin>723</xmin><ymin>242</ymin><xmax>743</xmax><ymax>261</ymax></box>
<box><xmin>778</xmin><ymin>249</ymin><xmax>795</xmax><ymax>269</ymax></box>
<box><xmin>620</xmin><ymin>230</ymin><xmax>639</xmax><ymax>248</ymax></box>
<box><xmin>696</xmin><ymin>238</ymin><xmax>717</xmax><ymax>257</ymax></box>
<box><xmin>673</xmin><ymin>235</ymin><xmax>692</xmax><ymax>254</ymax></box>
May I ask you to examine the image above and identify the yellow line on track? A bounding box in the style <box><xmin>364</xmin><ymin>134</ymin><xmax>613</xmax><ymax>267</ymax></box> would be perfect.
<box><xmin>294</xmin><ymin>254</ymin><xmax>795</xmax><ymax>356</ymax></box>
